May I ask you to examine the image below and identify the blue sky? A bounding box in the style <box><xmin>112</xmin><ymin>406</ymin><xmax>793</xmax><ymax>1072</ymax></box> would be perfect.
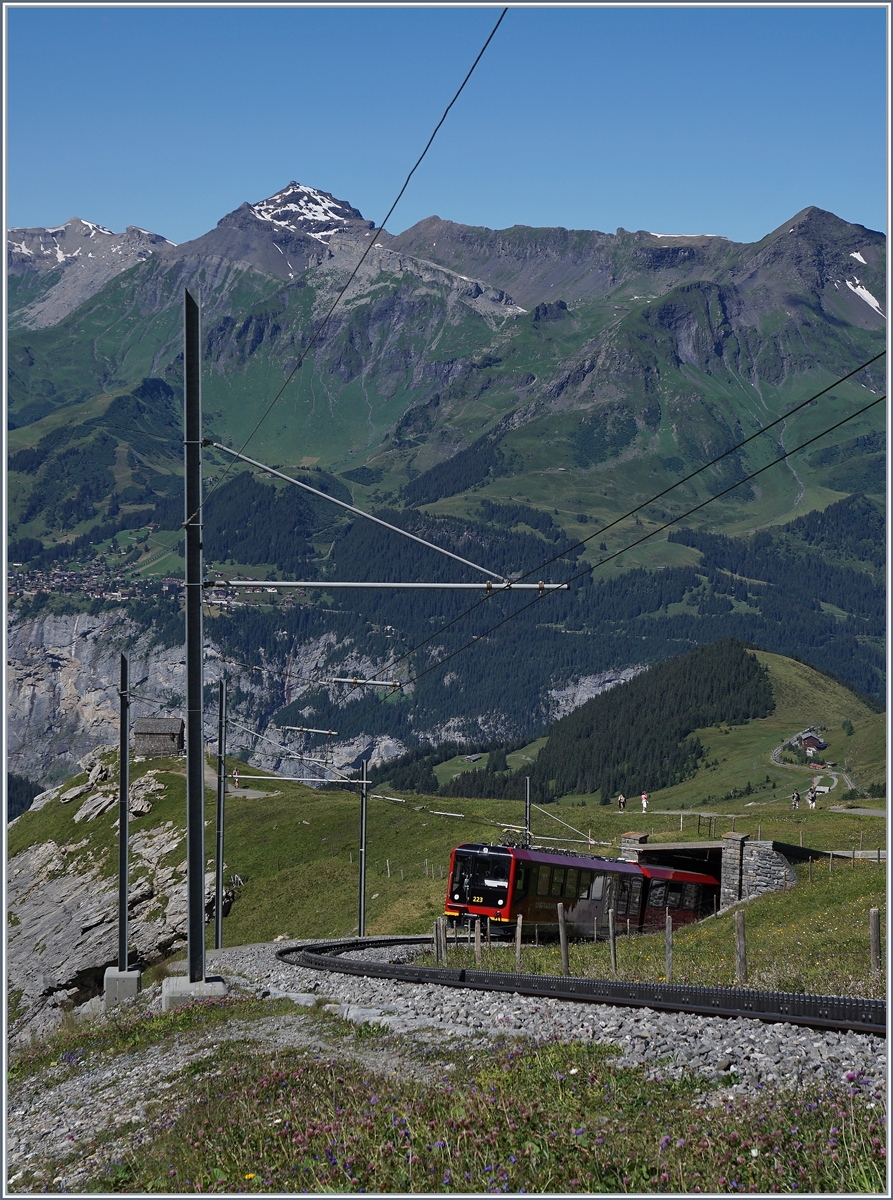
<box><xmin>5</xmin><ymin>5</ymin><xmax>888</xmax><ymax>246</ymax></box>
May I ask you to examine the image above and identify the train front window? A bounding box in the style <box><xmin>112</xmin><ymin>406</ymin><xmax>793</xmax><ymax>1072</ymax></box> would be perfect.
<box><xmin>477</xmin><ymin>858</ymin><xmax>509</xmax><ymax>888</ymax></box>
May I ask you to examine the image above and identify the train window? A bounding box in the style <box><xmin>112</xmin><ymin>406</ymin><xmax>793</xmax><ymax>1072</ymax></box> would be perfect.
<box><xmin>616</xmin><ymin>877</ymin><xmax>630</xmax><ymax>915</ymax></box>
<box><xmin>590</xmin><ymin>873</ymin><xmax>605</xmax><ymax>901</ymax></box>
<box><xmin>536</xmin><ymin>867</ymin><xmax>550</xmax><ymax>896</ymax></box>
<box><xmin>550</xmin><ymin>867</ymin><xmax>566</xmax><ymax>897</ymax></box>
<box><xmin>648</xmin><ymin>881</ymin><xmax>668</xmax><ymax>909</ymax></box>
<box><xmin>682</xmin><ymin>883</ymin><xmax>699</xmax><ymax>910</ymax></box>
<box><xmin>513</xmin><ymin>866</ymin><xmax>529</xmax><ymax>899</ymax></box>
<box><xmin>667</xmin><ymin>885</ymin><xmax>684</xmax><ymax>910</ymax></box>
<box><xmin>577</xmin><ymin>871</ymin><xmax>592</xmax><ymax>899</ymax></box>
<box><xmin>565</xmin><ymin>868</ymin><xmax>578</xmax><ymax>897</ymax></box>
<box><xmin>628</xmin><ymin>877</ymin><xmax>643</xmax><ymax>914</ymax></box>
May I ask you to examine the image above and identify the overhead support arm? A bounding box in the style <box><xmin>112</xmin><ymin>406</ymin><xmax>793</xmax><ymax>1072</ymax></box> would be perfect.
<box><xmin>210</xmin><ymin>580</ymin><xmax>568</xmax><ymax>592</ymax></box>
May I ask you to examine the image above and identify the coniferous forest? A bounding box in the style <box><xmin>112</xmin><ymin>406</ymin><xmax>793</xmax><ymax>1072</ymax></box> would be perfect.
<box><xmin>375</xmin><ymin>639</ymin><xmax>774</xmax><ymax>802</ymax></box>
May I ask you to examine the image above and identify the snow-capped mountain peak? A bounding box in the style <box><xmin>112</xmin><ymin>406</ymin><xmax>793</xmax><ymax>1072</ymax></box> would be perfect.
<box><xmin>248</xmin><ymin>182</ymin><xmax>367</xmax><ymax>242</ymax></box>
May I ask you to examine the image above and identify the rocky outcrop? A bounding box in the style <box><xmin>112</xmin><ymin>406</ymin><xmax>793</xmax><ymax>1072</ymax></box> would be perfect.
<box><xmin>6</xmin><ymin>801</ymin><xmax>231</xmax><ymax>1046</ymax></box>
<box><xmin>6</xmin><ymin>610</ymin><xmax>191</xmax><ymax>783</ymax></box>
<box><xmin>547</xmin><ymin>666</ymin><xmax>645</xmax><ymax>721</ymax></box>
<box><xmin>8</xmin><ymin>219</ymin><xmax>175</xmax><ymax>330</ymax></box>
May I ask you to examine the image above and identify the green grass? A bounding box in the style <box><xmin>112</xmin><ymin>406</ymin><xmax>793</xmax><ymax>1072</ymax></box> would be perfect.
<box><xmin>423</xmin><ymin>860</ymin><xmax>886</xmax><ymax>999</ymax></box>
<box><xmin>11</xmin><ymin>1013</ymin><xmax>884</xmax><ymax>1195</ymax></box>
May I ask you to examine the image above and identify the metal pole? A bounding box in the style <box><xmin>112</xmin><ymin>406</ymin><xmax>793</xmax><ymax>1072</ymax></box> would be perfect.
<box><xmin>358</xmin><ymin>759</ymin><xmax>368</xmax><ymax>937</ymax></box>
<box><xmin>557</xmin><ymin>902</ymin><xmax>569</xmax><ymax>976</ymax></box>
<box><xmin>608</xmin><ymin>907</ymin><xmax>617</xmax><ymax>975</ymax></box>
<box><xmin>214</xmin><ymin>678</ymin><xmax>227</xmax><ymax>950</ymax></box>
<box><xmin>117</xmin><ymin>653</ymin><xmax>130</xmax><ymax>970</ymax></box>
<box><xmin>735</xmin><ymin>909</ymin><xmax>747</xmax><ymax>986</ymax></box>
<box><xmin>184</xmin><ymin>287</ymin><xmax>205</xmax><ymax>984</ymax></box>
<box><xmin>525</xmin><ymin>776</ymin><xmax>531</xmax><ymax>847</ymax></box>
<box><xmin>870</xmin><ymin>908</ymin><xmax>881</xmax><ymax>974</ymax></box>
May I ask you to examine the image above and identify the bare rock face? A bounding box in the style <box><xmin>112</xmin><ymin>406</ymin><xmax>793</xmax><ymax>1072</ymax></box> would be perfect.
<box><xmin>6</xmin><ymin>810</ymin><xmax>230</xmax><ymax>1046</ymax></box>
<box><xmin>6</xmin><ymin>610</ymin><xmax>190</xmax><ymax>784</ymax></box>
<box><xmin>547</xmin><ymin>666</ymin><xmax>646</xmax><ymax>721</ymax></box>
<box><xmin>7</xmin><ymin>218</ymin><xmax>175</xmax><ymax>329</ymax></box>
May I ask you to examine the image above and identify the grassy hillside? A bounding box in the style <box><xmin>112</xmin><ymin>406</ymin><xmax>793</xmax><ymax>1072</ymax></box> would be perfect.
<box><xmin>9</xmin><ymin>647</ymin><xmax>884</xmax><ymax>950</ymax></box>
<box><xmin>615</xmin><ymin>650</ymin><xmax>885</xmax><ymax>812</ymax></box>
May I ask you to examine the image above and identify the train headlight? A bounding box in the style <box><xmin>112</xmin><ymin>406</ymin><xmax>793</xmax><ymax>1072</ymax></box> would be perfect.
<box><xmin>453</xmin><ymin>894</ymin><xmax>459</xmax><ymax>901</ymax></box>
<box><xmin>497</xmin><ymin>899</ymin><xmax>503</xmax><ymax>906</ymax></box>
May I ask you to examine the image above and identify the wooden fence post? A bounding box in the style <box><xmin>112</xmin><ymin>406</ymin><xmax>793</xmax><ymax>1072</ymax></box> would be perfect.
<box><xmin>439</xmin><ymin>916</ymin><xmax>448</xmax><ymax>967</ymax></box>
<box><xmin>474</xmin><ymin>918</ymin><xmax>482</xmax><ymax>967</ymax></box>
<box><xmin>735</xmin><ymin>909</ymin><xmax>747</xmax><ymax>986</ymax></box>
<box><xmin>515</xmin><ymin>914</ymin><xmax>523</xmax><ymax>972</ymax></box>
<box><xmin>608</xmin><ymin>907</ymin><xmax>617</xmax><ymax>975</ymax></box>
<box><xmin>557</xmin><ymin>902</ymin><xmax>569</xmax><ymax>976</ymax></box>
<box><xmin>665</xmin><ymin>912</ymin><xmax>673</xmax><ymax>983</ymax></box>
<box><xmin>433</xmin><ymin>920</ymin><xmax>440</xmax><ymax>964</ymax></box>
<box><xmin>870</xmin><ymin>908</ymin><xmax>880</xmax><ymax>975</ymax></box>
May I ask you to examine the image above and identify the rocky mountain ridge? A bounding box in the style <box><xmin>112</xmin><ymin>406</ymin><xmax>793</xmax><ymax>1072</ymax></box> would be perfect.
<box><xmin>8</xmin><ymin>218</ymin><xmax>175</xmax><ymax>330</ymax></box>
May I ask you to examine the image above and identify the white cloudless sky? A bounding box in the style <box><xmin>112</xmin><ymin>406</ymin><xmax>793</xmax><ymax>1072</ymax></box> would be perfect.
<box><xmin>5</xmin><ymin>4</ymin><xmax>888</xmax><ymax>246</ymax></box>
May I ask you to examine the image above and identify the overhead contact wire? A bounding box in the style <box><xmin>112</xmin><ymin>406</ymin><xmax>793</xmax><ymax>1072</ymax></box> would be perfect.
<box><xmin>308</xmin><ymin>352</ymin><xmax>885</xmax><ymax>709</ymax></box>
<box><xmin>191</xmin><ymin>7</ymin><xmax>509</xmax><ymax>523</ymax></box>
<box><xmin>325</xmin><ymin>392</ymin><xmax>885</xmax><ymax>741</ymax></box>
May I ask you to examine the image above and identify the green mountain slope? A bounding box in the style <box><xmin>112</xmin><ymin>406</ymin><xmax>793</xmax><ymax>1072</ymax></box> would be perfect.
<box><xmin>6</xmin><ymin>190</ymin><xmax>886</xmax><ymax>756</ymax></box>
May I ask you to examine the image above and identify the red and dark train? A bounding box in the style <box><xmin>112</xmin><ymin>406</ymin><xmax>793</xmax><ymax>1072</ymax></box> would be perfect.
<box><xmin>444</xmin><ymin>843</ymin><xmax>719</xmax><ymax>937</ymax></box>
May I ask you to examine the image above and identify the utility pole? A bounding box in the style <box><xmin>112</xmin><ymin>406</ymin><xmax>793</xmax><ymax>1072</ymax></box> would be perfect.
<box><xmin>162</xmin><ymin>289</ymin><xmax>226</xmax><ymax>1010</ymax></box>
<box><xmin>359</xmin><ymin>759</ymin><xmax>368</xmax><ymax>936</ymax></box>
<box><xmin>118</xmin><ymin>652</ymin><xmax>130</xmax><ymax>970</ymax></box>
<box><xmin>525</xmin><ymin>776</ymin><xmax>531</xmax><ymax>847</ymax></box>
<box><xmin>103</xmin><ymin>654</ymin><xmax>141</xmax><ymax>1008</ymax></box>
<box><xmin>184</xmin><ymin>287</ymin><xmax>205</xmax><ymax>985</ymax></box>
<box><xmin>215</xmin><ymin>677</ymin><xmax>227</xmax><ymax>950</ymax></box>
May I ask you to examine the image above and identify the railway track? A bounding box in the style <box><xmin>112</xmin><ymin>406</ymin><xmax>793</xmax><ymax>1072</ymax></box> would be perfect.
<box><xmin>278</xmin><ymin>935</ymin><xmax>886</xmax><ymax>1037</ymax></box>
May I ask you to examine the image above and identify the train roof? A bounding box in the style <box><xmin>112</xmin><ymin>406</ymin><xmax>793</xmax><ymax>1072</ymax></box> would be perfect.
<box><xmin>452</xmin><ymin>843</ymin><xmax>640</xmax><ymax>874</ymax></box>
<box><xmin>452</xmin><ymin>843</ymin><xmax>718</xmax><ymax>885</ymax></box>
<box><xmin>640</xmin><ymin>864</ymin><xmax>720</xmax><ymax>886</ymax></box>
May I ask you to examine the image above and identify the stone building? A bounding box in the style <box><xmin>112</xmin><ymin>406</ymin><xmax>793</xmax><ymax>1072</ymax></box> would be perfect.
<box><xmin>620</xmin><ymin>830</ymin><xmax>798</xmax><ymax>908</ymax></box>
<box><xmin>132</xmin><ymin>717</ymin><xmax>184</xmax><ymax>757</ymax></box>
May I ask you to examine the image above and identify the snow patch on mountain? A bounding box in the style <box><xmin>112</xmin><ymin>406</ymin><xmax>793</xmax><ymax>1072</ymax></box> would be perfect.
<box><xmin>649</xmin><ymin>232</ymin><xmax>727</xmax><ymax>239</ymax></box>
<box><xmin>249</xmin><ymin>181</ymin><xmax>365</xmax><ymax>242</ymax></box>
<box><xmin>846</xmin><ymin>277</ymin><xmax>886</xmax><ymax>318</ymax></box>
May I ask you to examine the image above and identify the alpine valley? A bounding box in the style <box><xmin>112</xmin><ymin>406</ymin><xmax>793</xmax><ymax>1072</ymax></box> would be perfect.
<box><xmin>6</xmin><ymin>183</ymin><xmax>887</xmax><ymax>789</ymax></box>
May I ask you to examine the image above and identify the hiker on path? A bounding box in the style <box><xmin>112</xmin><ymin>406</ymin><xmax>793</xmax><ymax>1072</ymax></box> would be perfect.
<box><xmin>618</xmin><ymin>792</ymin><xmax>626</xmax><ymax>812</ymax></box>
<box><xmin>233</xmin><ymin>767</ymin><xmax>240</xmax><ymax>790</ymax></box>
<box><xmin>807</xmin><ymin>785</ymin><xmax>817</xmax><ymax>809</ymax></box>
<box><xmin>791</xmin><ymin>788</ymin><xmax>799</xmax><ymax>810</ymax></box>
<box><xmin>641</xmin><ymin>792</ymin><xmax>648</xmax><ymax>813</ymax></box>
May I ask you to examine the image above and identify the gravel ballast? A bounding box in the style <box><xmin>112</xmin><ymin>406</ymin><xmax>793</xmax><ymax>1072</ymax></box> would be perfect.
<box><xmin>6</xmin><ymin>939</ymin><xmax>885</xmax><ymax>1192</ymax></box>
